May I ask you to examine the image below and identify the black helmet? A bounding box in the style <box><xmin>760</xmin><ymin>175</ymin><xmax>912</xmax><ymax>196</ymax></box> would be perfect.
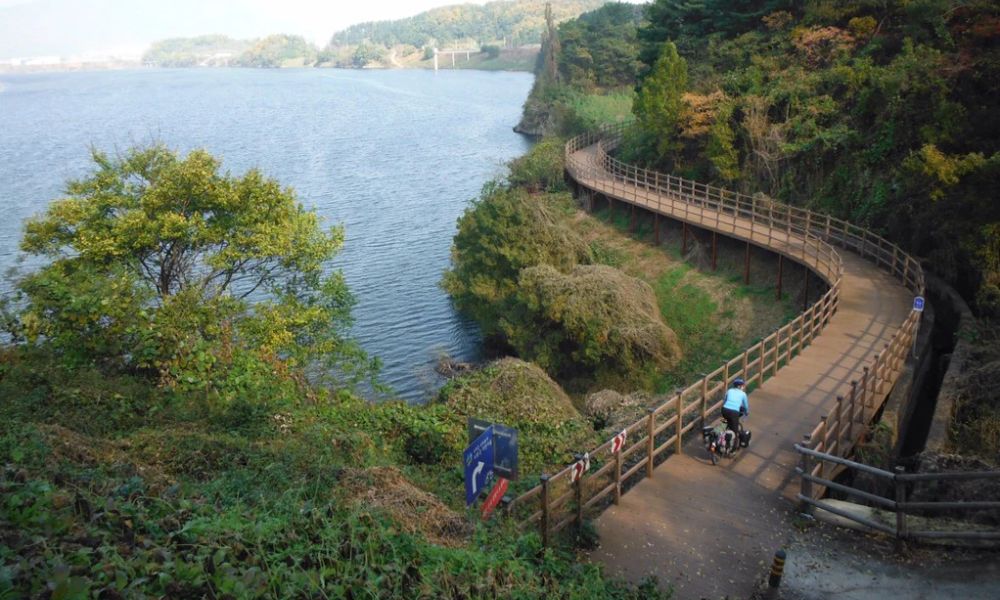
<box><xmin>734</xmin><ymin>377</ymin><xmax>745</xmax><ymax>387</ymax></box>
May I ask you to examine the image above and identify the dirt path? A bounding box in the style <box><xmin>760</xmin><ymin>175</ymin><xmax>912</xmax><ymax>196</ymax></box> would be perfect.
<box><xmin>569</xmin><ymin>146</ymin><xmax>916</xmax><ymax>598</ymax></box>
<box><xmin>773</xmin><ymin>520</ymin><xmax>1000</xmax><ymax>600</ymax></box>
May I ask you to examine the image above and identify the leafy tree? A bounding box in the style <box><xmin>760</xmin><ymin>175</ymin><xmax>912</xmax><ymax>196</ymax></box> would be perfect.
<box><xmin>639</xmin><ymin>0</ymin><xmax>798</xmax><ymax>69</ymax></box>
<box><xmin>13</xmin><ymin>144</ymin><xmax>374</xmax><ymax>398</ymax></box>
<box><xmin>632</xmin><ymin>41</ymin><xmax>688</xmax><ymax>164</ymax></box>
<box><xmin>442</xmin><ymin>184</ymin><xmax>590</xmax><ymax>342</ymax></box>
<box><xmin>706</xmin><ymin>100</ymin><xmax>741</xmax><ymax>182</ymax></box>
<box><xmin>558</xmin><ymin>2</ymin><xmax>644</xmax><ymax>90</ymax></box>
<box><xmin>539</xmin><ymin>2</ymin><xmax>562</xmax><ymax>87</ymax></box>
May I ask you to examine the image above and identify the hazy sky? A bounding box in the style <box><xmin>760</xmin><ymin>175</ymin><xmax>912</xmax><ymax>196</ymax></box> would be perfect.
<box><xmin>3</xmin><ymin>0</ymin><xmax>628</xmax><ymax>58</ymax></box>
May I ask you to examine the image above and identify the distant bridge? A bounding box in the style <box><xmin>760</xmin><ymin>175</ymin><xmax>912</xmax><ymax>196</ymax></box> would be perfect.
<box><xmin>432</xmin><ymin>47</ymin><xmax>478</xmax><ymax>70</ymax></box>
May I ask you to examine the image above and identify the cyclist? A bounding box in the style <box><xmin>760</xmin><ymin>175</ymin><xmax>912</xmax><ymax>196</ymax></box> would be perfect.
<box><xmin>721</xmin><ymin>377</ymin><xmax>749</xmax><ymax>440</ymax></box>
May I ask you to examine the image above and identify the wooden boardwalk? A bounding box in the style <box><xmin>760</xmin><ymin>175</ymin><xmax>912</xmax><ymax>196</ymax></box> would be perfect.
<box><xmin>564</xmin><ymin>139</ymin><xmax>915</xmax><ymax>598</ymax></box>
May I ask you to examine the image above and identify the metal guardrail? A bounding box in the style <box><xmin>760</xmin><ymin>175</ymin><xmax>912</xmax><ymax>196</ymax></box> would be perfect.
<box><xmin>795</xmin><ymin>444</ymin><xmax>1000</xmax><ymax>543</ymax></box>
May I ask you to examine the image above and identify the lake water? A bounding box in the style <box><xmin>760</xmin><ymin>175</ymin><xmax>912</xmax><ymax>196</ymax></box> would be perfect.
<box><xmin>0</xmin><ymin>68</ymin><xmax>534</xmax><ymax>402</ymax></box>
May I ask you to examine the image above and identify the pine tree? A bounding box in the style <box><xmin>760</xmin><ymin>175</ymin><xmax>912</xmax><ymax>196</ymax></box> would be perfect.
<box><xmin>633</xmin><ymin>41</ymin><xmax>688</xmax><ymax>163</ymax></box>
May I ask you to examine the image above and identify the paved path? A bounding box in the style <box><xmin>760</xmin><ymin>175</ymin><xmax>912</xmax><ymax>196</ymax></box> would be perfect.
<box><xmin>567</xmin><ymin>147</ymin><xmax>914</xmax><ymax>599</ymax></box>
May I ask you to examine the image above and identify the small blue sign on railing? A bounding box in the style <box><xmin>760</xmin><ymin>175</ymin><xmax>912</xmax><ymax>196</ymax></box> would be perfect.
<box><xmin>913</xmin><ymin>296</ymin><xmax>925</xmax><ymax>312</ymax></box>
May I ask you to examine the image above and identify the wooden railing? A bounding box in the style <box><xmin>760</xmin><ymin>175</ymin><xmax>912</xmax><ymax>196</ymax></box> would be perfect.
<box><xmin>796</xmin><ymin>444</ymin><xmax>1000</xmax><ymax>543</ymax></box>
<box><xmin>505</xmin><ymin>124</ymin><xmax>924</xmax><ymax>544</ymax></box>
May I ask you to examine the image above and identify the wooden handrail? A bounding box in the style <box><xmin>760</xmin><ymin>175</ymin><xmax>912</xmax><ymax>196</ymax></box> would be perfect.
<box><xmin>506</xmin><ymin>124</ymin><xmax>924</xmax><ymax>542</ymax></box>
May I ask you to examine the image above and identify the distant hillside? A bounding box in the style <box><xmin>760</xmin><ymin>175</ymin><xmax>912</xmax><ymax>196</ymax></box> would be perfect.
<box><xmin>233</xmin><ymin>34</ymin><xmax>318</xmax><ymax>68</ymax></box>
<box><xmin>327</xmin><ymin>0</ymin><xmax>606</xmax><ymax>49</ymax></box>
<box><xmin>144</xmin><ymin>34</ymin><xmax>318</xmax><ymax>68</ymax></box>
<box><xmin>143</xmin><ymin>35</ymin><xmax>251</xmax><ymax>67</ymax></box>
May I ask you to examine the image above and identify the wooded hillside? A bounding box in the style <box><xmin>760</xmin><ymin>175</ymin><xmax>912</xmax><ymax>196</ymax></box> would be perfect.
<box><xmin>537</xmin><ymin>0</ymin><xmax>999</xmax><ymax>318</ymax></box>
<box><xmin>326</xmin><ymin>0</ymin><xmax>605</xmax><ymax>49</ymax></box>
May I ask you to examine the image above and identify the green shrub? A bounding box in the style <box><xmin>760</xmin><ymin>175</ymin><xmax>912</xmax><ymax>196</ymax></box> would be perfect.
<box><xmin>511</xmin><ymin>264</ymin><xmax>683</xmax><ymax>383</ymax></box>
<box><xmin>481</xmin><ymin>44</ymin><xmax>501</xmax><ymax>59</ymax></box>
<box><xmin>508</xmin><ymin>136</ymin><xmax>569</xmax><ymax>192</ymax></box>
<box><xmin>443</xmin><ymin>185</ymin><xmax>591</xmax><ymax>340</ymax></box>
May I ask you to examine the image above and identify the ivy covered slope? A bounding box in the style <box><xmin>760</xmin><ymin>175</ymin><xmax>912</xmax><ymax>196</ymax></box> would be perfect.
<box><xmin>0</xmin><ymin>145</ymin><xmax>666</xmax><ymax>598</ymax></box>
<box><xmin>523</xmin><ymin>0</ymin><xmax>999</xmax><ymax>317</ymax></box>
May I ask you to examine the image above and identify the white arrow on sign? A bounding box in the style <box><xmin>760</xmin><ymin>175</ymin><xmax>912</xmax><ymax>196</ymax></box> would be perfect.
<box><xmin>471</xmin><ymin>461</ymin><xmax>485</xmax><ymax>494</ymax></box>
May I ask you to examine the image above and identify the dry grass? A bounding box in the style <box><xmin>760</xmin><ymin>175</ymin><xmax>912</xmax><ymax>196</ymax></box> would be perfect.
<box><xmin>37</xmin><ymin>424</ymin><xmax>175</xmax><ymax>491</ymax></box>
<box><xmin>339</xmin><ymin>466</ymin><xmax>472</xmax><ymax>547</ymax></box>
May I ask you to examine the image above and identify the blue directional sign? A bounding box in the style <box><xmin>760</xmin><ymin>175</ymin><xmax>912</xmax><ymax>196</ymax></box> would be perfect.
<box><xmin>469</xmin><ymin>418</ymin><xmax>519</xmax><ymax>481</ymax></box>
<box><xmin>913</xmin><ymin>296</ymin><xmax>925</xmax><ymax>312</ymax></box>
<box><xmin>464</xmin><ymin>426</ymin><xmax>494</xmax><ymax>506</ymax></box>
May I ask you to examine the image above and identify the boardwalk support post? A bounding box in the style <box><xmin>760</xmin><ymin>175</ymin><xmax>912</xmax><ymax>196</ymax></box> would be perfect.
<box><xmin>682</xmin><ymin>222</ymin><xmax>689</xmax><ymax>254</ymax></box>
<box><xmin>776</xmin><ymin>254</ymin><xmax>784</xmax><ymax>299</ymax></box>
<box><xmin>744</xmin><ymin>241</ymin><xmax>751</xmax><ymax>284</ymax></box>
<box><xmin>803</xmin><ymin>269</ymin><xmax>809</xmax><ymax>311</ymax></box>
<box><xmin>712</xmin><ymin>231</ymin><xmax>718</xmax><ymax>271</ymax></box>
<box><xmin>654</xmin><ymin>213</ymin><xmax>660</xmax><ymax>245</ymax></box>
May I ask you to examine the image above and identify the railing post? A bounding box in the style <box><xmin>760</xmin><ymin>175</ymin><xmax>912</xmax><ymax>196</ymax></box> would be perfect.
<box><xmin>676</xmin><ymin>390</ymin><xmax>684</xmax><ymax>455</ymax></box>
<box><xmin>881</xmin><ymin>343</ymin><xmax>891</xmax><ymax>389</ymax></box>
<box><xmin>701</xmin><ymin>376</ymin><xmax>708</xmax><ymax>424</ymax></box>
<box><xmin>861</xmin><ymin>366</ymin><xmax>871</xmax><ymax>418</ymax></box>
<box><xmin>574</xmin><ymin>454</ymin><xmax>584</xmax><ymax>530</ymax></box>
<box><xmin>800</xmin><ymin>435</ymin><xmax>814</xmax><ymax>511</ymax></box>
<box><xmin>848</xmin><ymin>380</ymin><xmax>858</xmax><ymax>446</ymax></box>
<box><xmin>774</xmin><ymin>330</ymin><xmax>781</xmax><ymax>374</ymax></box>
<box><xmin>818</xmin><ymin>416</ymin><xmax>828</xmax><ymax>481</ymax></box>
<box><xmin>614</xmin><ymin>445</ymin><xmax>622</xmax><ymax>505</ymax></box>
<box><xmin>872</xmin><ymin>352</ymin><xmax>882</xmax><ymax>397</ymax></box>
<box><xmin>742</xmin><ymin>350</ymin><xmax>749</xmax><ymax>384</ymax></box>
<box><xmin>894</xmin><ymin>466</ymin><xmax>907</xmax><ymax>552</ymax></box>
<box><xmin>646</xmin><ymin>408</ymin><xmax>656</xmax><ymax>478</ymax></box>
<box><xmin>834</xmin><ymin>395</ymin><xmax>844</xmax><ymax>457</ymax></box>
<box><xmin>540</xmin><ymin>474</ymin><xmax>550</xmax><ymax>547</ymax></box>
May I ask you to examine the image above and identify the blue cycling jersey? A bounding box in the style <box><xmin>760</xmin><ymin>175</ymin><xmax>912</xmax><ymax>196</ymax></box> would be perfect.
<box><xmin>722</xmin><ymin>387</ymin><xmax>749</xmax><ymax>415</ymax></box>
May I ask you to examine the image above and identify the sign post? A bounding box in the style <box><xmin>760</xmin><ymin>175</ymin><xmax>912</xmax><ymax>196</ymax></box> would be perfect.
<box><xmin>464</xmin><ymin>426</ymin><xmax>494</xmax><ymax>506</ymax></box>
<box><xmin>480</xmin><ymin>477</ymin><xmax>509</xmax><ymax>519</ymax></box>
